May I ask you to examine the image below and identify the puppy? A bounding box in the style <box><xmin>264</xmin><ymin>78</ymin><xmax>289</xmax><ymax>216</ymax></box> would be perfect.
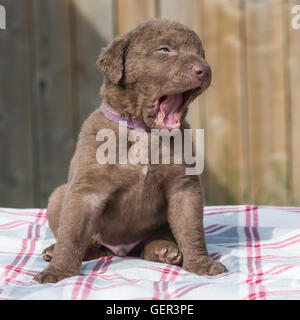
<box><xmin>34</xmin><ymin>18</ymin><xmax>227</xmax><ymax>283</ymax></box>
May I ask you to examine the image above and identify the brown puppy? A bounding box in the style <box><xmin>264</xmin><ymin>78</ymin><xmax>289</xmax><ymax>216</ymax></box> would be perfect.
<box><xmin>34</xmin><ymin>18</ymin><xmax>227</xmax><ymax>283</ymax></box>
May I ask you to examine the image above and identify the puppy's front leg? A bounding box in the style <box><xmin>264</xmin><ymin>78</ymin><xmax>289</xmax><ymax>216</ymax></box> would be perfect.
<box><xmin>166</xmin><ymin>176</ymin><xmax>227</xmax><ymax>276</ymax></box>
<box><xmin>34</xmin><ymin>185</ymin><xmax>110</xmax><ymax>284</ymax></box>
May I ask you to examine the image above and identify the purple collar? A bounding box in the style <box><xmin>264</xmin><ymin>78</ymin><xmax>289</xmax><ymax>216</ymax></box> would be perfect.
<box><xmin>100</xmin><ymin>100</ymin><xmax>149</xmax><ymax>131</ymax></box>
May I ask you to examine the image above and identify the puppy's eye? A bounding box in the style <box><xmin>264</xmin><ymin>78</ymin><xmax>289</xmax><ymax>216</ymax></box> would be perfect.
<box><xmin>157</xmin><ymin>47</ymin><xmax>171</xmax><ymax>53</ymax></box>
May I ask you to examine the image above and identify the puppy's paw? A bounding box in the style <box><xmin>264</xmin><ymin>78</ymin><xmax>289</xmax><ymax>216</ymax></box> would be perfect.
<box><xmin>155</xmin><ymin>242</ymin><xmax>183</xmax><ymax>265</ymax></box>
<box><xmin>207</xmin><ymin>260</ymin><xmax>228</xmax><ymax>275</ymax></box>
<box><xmin>183</xmin><ymin>256</ymin><xmax>227</xmax><ymax>276</ymax></box>
<box><xmin>33</xmin><ymin>266</ymin><xmax>76</xmax><ymax>284</ymax></box>
<box><xmin>42</xmin><ymin>244</ymin><xmax>55</xmax><ymax>262</ymax></box>
<box><xmin>144</xmin><ymin>240</ymin><xmax>183</xmax><ymax>265</ymax></box>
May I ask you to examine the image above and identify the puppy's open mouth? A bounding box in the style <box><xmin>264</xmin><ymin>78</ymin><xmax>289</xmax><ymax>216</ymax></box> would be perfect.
<box><xmin>155</xmin><ymin>87</ymin><xmax>202</xmax><ymax>130</ymax></box>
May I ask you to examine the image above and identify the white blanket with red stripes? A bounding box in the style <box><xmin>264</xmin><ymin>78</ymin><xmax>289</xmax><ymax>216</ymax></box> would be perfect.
<box><xmin>0</xmin><ymin>205</ymin><xmax>300</xmax><ymax>300</ymax></box>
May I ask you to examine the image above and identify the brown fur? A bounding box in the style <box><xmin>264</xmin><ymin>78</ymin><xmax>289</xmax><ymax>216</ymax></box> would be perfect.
<box><xmin>34</xmin><ymin>18</ymin><xmax>227</xmax><ymax>283</ymax></box>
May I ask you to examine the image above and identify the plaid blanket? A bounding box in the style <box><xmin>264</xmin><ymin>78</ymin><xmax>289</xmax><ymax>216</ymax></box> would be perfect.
<box><xmin>0</xmin><ymin>205</ymin><xmax>300</xmax><ymax>300</ymax></box>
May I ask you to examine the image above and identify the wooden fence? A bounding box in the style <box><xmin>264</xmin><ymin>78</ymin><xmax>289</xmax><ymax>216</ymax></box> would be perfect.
<box><xmin>0</xmin><ymin>0</ymin><xmax>299</xmax><ymax>208</ymax></box>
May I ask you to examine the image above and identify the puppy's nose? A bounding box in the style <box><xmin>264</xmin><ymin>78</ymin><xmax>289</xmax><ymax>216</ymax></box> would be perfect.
<box><xmin>193</xmin><ymin>64</ymin><xmax>210</xmax><ymax>80</ymax></box>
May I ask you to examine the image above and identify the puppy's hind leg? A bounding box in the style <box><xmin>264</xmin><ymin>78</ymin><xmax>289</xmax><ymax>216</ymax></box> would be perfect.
<box><xmin>41</xmin><ymin>184</ymin><xmax>67</xmax><ymax>262</ymax></box>
<box><xmin>142</xmin><ymin>224</ymin><xmax>183</xmax><ymax>266</ymax></box>
<box><xmin>47</xmin><ymin>184</ymin><xmax>67</xmax><ymax>238</ymax></box>
<box><xmin>34</xmin><ymin>181</ymin><xmax>115</xmax><ymax>283</ymax></box>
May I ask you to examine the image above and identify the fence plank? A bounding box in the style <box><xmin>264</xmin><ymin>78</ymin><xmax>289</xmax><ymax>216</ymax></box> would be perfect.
<box><xmin>201</xmin><ymin>0</ymin><xmax>246</xmax><ymax>204</ymax></box>
<box><xmin>289</xmin><ymin>0</ymin><xmax>300</xmax><ymax>205</ymax></box>
<box><xmin>245</xmin><ymin>0</ymin><xmax>287</xmax><ymax>205</ymax></box>
<box><xmin>72</xmin><ymin>0</ymin><xmax>115</xmax><ymax>126</ymax></box>
<box><xmin>116</xmin><ymin>0</ymin><xmax>156</xmax><ymax>35</ymax></box>
<box><xmin>0</xmin><ymin>0</ymin><xmax>34</xmax><ymax>207</ymax></box>
<box><xmin>30</xmin><ymin>0</ymin><xmax>76</xmax><ymax>207</ymax></box>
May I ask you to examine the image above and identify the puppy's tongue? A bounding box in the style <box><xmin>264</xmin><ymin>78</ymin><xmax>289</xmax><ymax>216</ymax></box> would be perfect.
<box><xmin>156</xmin><ymin>93</ymin><xmax>183</xmax><ymax>130</ymax></box>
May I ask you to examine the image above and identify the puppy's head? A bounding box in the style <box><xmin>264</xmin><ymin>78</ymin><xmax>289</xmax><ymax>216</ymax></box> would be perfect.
<box><xmin>97</xmin><ymin>18</ymin><xmax>211</xmax><ymax>130</ymax></box>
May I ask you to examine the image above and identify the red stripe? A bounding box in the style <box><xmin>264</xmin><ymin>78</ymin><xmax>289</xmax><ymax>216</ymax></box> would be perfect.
<box><xmin>41</xmin><ymin>209</ymin><xmax>48</xmax><ymax>226</ymax></box>
<box><xmin>242</xmin><ymin>206</ymin><xmax>268</xmax><ymax>300</ymax></box>
<box><xmin>0</xmin><ymin>209</ymin><xmax>43</xmax><ymax>217</ymax></box>
<box><xmin>260</xmin><ymin>234</ymin><xmax>300</xmax><ymax>247</ymax></box>
<box><xmin>169</xmin><ymin>283</ymin><xmax>194</xmax><ymax>297</ymax></box>
<box><xmin>223</xmin><ymin>233</ymin><xmax>300</xmax><ymax>249</ymax></box>
<box><xmin>264</xmin><ymin>264</ymin><xmax>294</xmax><ymax>275</ymax></box>
<box><xmin>82</xmin><ymin>281</ymin><xmax>133</xmax><ymax>292</ymax></box>
<box><xmin>205</xmin><ymin>225</ymin><xmax>227</xmax><ymax>234</ymax></box>
<box><xmin>162</xmin><ymin>265</ymin><xmax>182</xmax><ymax>299</ymax></box>
<box><xmin>13</xmin><ymin>210</ymin><xmax>43</xmax><ymax>269</ymax></box>
<box><xmin>204</xmin><ymin>209</ymin><xmax>239</xmax><ymax>216</ymax></box>
<box><xmin>263</xmin><ymin>238</ymin><xmax>300</xmax><ymax>249</ymax></box>
<box><xmin>258</xmin><ymin>234</ymin><xmax>300</xmax><ymax>249</ymax></box>
<box><xmin>204</xmin><ymin>206</ymin><xmax>244</xmax><ymax>212</ymax></box>
<box><xmin>244</xmin><ymin>205</ymin><xmax>256</xmax><ymax>299</ymax></box>
<box><xmin>204</xmin><ymin>224</ymin><xmax>218</xmax><ymax>231</ymax></box>
<box><xmin>152</xmin><ymin>265</ymin><xmax>173</xmax><ymax>300</ymax></box>
<box><xmin>246</xmin><ymin>254</ymin><xmax>300</xmax><ymax>260</ymax></box>
<box><xmin>252</xmin><ymin>206</ymin><xmax>266</xmax><ymax>299</ymax></box>
<box><xmin>0</xmin><ymin>221</ymin><xmax>30</xmax><ymax>229</ymax></box>
<box><xmin>210</xmin><ymin>252</ymin><xmax>222</xmax><ymax>260</ymax></box>
<box><xmin>169</xmin><ymin>266</ymin><xmax>181</xmax><ymax>281</ymax></box>
<box><xmin>143</xmin><ymin>265</ymin><xmax>187</xmax><ymax>274</ymax></box>
<box><xmin>162</xmin><ymin>279</ymin><xmax>169</xmax><ymax>299</ymax></box>
<box><xmin>0</xmin><ymin>265</ymin><xmax>36</xmax><ymax>276</ymax></box>
<box><xmin>204</xmin><ymin>206</ymin><xmax>252</xmax><ymax>216</ymax></box>
<box><xmin>248</xmin><ymin>289</ymin><xmax>300</xmax><ymax>300</ymax></box>
<box><xmin>0</xmin><ymin>251</ymin><xmax>41</xmax><ymax>256</ymax></box>
<box><xmin>174</xmin><ymin>283</ymin><xmax>208</xmax><ymax>298</ymax></box>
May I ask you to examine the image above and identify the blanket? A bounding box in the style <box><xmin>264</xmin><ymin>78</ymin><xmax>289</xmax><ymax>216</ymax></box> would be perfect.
<box><xmin>0</xmin><ymin>205</ymin><xmax>300</xmax><ymax>300</ymax></box>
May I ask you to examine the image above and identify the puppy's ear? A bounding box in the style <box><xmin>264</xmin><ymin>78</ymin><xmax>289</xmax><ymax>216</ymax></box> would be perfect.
<box><xmin>96</xmin><ymin>35</ymin><xmax>129</xmax><ymax>85</ymax></box>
